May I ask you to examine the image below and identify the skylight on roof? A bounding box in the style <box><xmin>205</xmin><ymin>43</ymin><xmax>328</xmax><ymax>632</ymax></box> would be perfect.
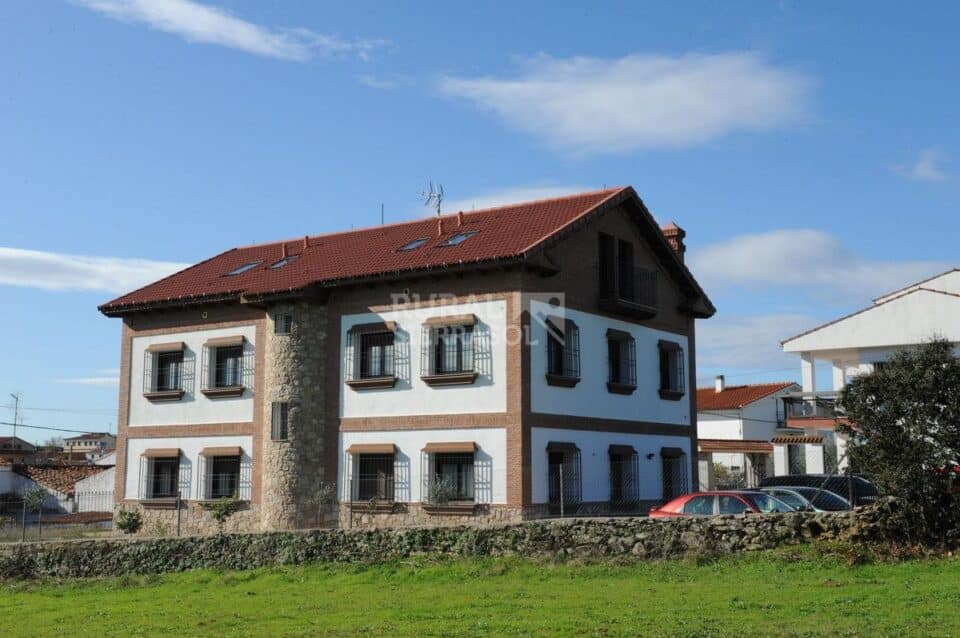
<box><xmin>269</xmin><ymin>254</ymin><xmax>300</xmax><ymax>269</ymax></box>
<box><xmin>399</xmin><ymin>237</ymin><xmax>429</xmax><ymax>251</ymax></box>
<box><xmin>438</xmin><ymin>231</ymin><xmax>477</xmax><ymax>247</ymax></box>
<box><xmin>227</xmin><ymin>260</ymin><xmax>262</xmax><ymax>275</ymax></box>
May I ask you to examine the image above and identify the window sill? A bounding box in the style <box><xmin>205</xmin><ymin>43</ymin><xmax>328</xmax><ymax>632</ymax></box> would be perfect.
<box><xmin>201</xmin><ymin>386</ymin><xmax>246</xmax><ymax>398</ymax></box>
<box><xmin>545</xmin><ymin>373</ymin><xmax>580</xmax><ymax>388</ymax></box>
<box><xmin>606</xmin><ymin>382</ymin><xmax>637</xmax><ymax>395</ymax></box>
<box><xmin>143</xmin><ymin>389</ymin><xmax>185</xmax><ymax>402</ymax></box>
<box><xmin>421</xmin><ymin>371</ymin><xmax>478</xmax><ymax>386</ymax></box>
<box><xmin>659</xmin><ymin>389</ymin><xmax>685</xmax><ymax>401</ymax></box>
<box><xmin>422</xmin><ymin>502</ymin><xmax>477</xmax><ymax>515</ymax></box>
<box><xmin>346</xmin><ymin>376</ymin><xmax>398</xmax><ymax>390</ymax></box>
<box><xmin>137</xmin><ymin>498</ymin><xmax>180</xmax><ymax>509</ymax></box>
<box><xmin>599</xmin><ymin>296</ymin><xmax>658</xmax><ymax>319</ymax></box>
<box><xmin>196</xmin><ymin>498</ymin><xmax>250</xmax><ymax>506</ymax></box>
<box><xmin>349</xmin><ymin>500</ymin><xmax>397</xmax><ymax>513</ymax></box>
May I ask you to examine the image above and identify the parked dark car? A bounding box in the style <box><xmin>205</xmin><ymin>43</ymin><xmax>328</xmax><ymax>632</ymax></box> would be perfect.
<box><xmin>649</xmin><ymin>491</ymin><xmax>795</xmax><ymax>518</ymax></box>
<box><xmin>759</xmin><ymin>475</ymin><xmax>877</xmax><ymax>507</ymax></box>
<box><xmin>759</xmin><ymin>486</ymin><xmax>851</xmax><ymax>512</ymax></box>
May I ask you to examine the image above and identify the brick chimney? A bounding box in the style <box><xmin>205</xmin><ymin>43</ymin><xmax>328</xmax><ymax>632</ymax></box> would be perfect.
<box><xmin>661</xmin><ymin>222</ymin><xmax>686</xmax><ymax>262</ymax></box>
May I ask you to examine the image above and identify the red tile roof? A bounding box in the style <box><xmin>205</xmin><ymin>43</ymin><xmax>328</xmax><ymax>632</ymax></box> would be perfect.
<box><xmin>99</xmin><ymin>187</ymin><xmax>715</xmax><ymax>317</ymax></box>
<box><xmin>697</xmin><ymin>382</ymin><xmax>798</xmax><ymax>411</ymax></box>
<box><xmin>13</xmin><ymin>464</ymin><xmax>109</xmax><ymax>496</ymax></box>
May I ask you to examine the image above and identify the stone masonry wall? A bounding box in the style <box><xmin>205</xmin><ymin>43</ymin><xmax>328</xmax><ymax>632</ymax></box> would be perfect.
<box><xmin>259</xmin><ymin>301</ymin><xmax>329</xmax><ymax>531</ymax></box>
<box><xmin>1</xmin><ymin>508</ymin><xmax>891</xmax><ymax>580</ymax></box>
<box><xmin>339</xmin><ymin>503</ymin><xmax>524</xmax><ymax>528</ymax></box>
<box><xmin>130</xmin><ymin>502</ymin><xmax>261</xmax><ymax>537</ymax></box>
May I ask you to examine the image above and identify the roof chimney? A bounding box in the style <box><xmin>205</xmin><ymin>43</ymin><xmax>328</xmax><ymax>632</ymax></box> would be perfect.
<box><xmin>715</xmin><ymin>374</ymin><xmax>725</xmax><ymax>393</ymax></box>
<box><xmin>281</xmin><ymin>243</ymin><xmax>288</xmax><ymax>259</ymax></box>
<box><xmin>303</xmin><ymin>235</ymin><xmax>309</xmax><ymax>250</ymax></box>
<box><xmin>437</xmin><ymin>216</ymin><xmax>444</xmax><ymax>237</ymax></box>
<box><xmin>661</xmin><ymin>222</ymin><xmax>686</xmax><ymax>262</ymax></box>
<box><xmin>457</xmin><ymin>211</ymin><xmax>464</xmax><ymax>228</ymax></box>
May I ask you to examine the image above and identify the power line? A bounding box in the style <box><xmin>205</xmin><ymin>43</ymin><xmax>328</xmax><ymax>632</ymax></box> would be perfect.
<box><xmin>1</xmin><ymin>404</ymin><xmax>117</xmax><ymax>415</ymax></box>
<box><xmin>0</xmin><ymin>420</ymin><xmax>107</xmax><ymax>436</ymax></box>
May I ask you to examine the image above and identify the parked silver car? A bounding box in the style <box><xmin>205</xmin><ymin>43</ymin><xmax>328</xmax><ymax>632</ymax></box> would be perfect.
<box><xmin>759</xmin><ymin>486</ymin><xmax>851</xmax><ymax>512</ymax></box>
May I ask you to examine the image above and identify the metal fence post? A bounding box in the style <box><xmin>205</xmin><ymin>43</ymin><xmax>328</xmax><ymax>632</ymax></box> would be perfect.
<box><xmin>559</xmin><ymin>463</ymin><xmax>565</xmax><ymax>518</ymax></box>
<box><xmin>20</xmin><ymin>499</ymin><xmax>26</xmax><ymax>543</ymax></box>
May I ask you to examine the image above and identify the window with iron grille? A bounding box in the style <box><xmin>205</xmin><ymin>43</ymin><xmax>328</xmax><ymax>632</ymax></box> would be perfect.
<box><xmin>148</xmin><ymin>457</ymin><xmax>179</xmax><ymax>498</ymax></box>
<box><xmin>359</xmin><ymin>332</ymin><xmax>395</xmax><ymax>378</ymax></box>
<box><xmin>208</xmin><ymin>456</ymin><xmax>240</xmax><ymax>499</ymax></box>
<box><xmin>274</xmin><ymin>313</ymin><xmax>293</xmax><ymax>335</ymax></box>
<box><xmin>271</xmin><ymin>402</ymin><xmax>289</xmax><ymax>441</ymax></box>
<box><xmin>606</xmin><ymin>330</ymin><xmax>636</xmax><ymax>390</ymax></box>
<box><xmin>155</xmin><ymin>351</ymin><xmax>183</xmax><ymax>392</ymax></box>
<box><xmin>546</xmin><ymin>318</ymin><xmax>580</xmax><ymax>383</ymax></box>
<box><xmin>356</xmin><ymin>454</ymin><xmax>395</xmax><ymax>501</ymax></box>
<box><xmin>422</xmin><ymin>325</ymin><xmax>474</xmax><ymax>376</ymax></box>
<box><xmin>547</xmin><ymin>446</ymin><xmax>582</xmax><ymax>513</ymax></box>
<box><xmin>214</xmin><ymin>345</ymin><xmax>243</xmax><ymax>388</ymax></box>
<box><xmin>609</xmin><ymin>447</ymin><xmax>640</xmax><ymax>507</ymax></box>
<box><xmin>661</xmin><ymin>451</ymin><xmax>688</xmax><ymax>500</ymax></box>
<box><xmin>658</xmin><ymin>341</ymin><xmax>685</xmax><ymax>399</ymax></box>
<box><xmin>432</xmin><ymin>453</ymin><xmax>475</xmax><ymax>501</ymax></box>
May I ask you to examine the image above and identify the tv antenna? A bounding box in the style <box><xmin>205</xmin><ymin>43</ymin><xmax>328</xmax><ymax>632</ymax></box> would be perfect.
<box><xmin>419</xmin><ymin>182</ymin><xmax>444</xmax><ymax>217</ymax></box>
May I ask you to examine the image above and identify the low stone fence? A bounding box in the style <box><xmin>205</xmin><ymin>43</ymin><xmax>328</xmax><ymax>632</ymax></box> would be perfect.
<box><xmin>0</xmin><ymin>508</ymin><xmax>887</xmax><ymax>580</ymax></box>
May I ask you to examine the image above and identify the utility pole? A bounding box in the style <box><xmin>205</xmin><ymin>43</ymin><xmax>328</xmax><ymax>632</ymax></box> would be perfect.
<box><xmin>9</xmin><ymin>393</ymin><xmax>21</xmax><ymax>442</ymax></box>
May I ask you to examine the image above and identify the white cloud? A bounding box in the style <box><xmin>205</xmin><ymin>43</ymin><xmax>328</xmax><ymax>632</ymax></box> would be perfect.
<box><xmin>0</xmin><ymin>247</ymin><xmax>188</xmax><ymax>293</ymax></box>
<box><xmin>696</xmin><ymin>313</ymin><xmax>818</xmax><ymax>373</ymax></box>
<box><xmin>74</xmin><ymin>0</ymin><xmax>385</xmax><ymax>61</ymax></box>
<box><xmin>895</xmin><ymin>148</ymin><xmax>951</xmax><ymax>183</ymax></box>
<box><xmin>439</xmin><ymin>51</ymin><xmax>812</xmax><ymax>154</ymax></box>
<box><xmin>431</xmin><ymin>185</ymin><xmax>593</xmax><ymax>214</ymax></box>
<box><xmin>689</xmin><ymin>229</ymin><xmax>951</xmax><ymax>302</ymax></box>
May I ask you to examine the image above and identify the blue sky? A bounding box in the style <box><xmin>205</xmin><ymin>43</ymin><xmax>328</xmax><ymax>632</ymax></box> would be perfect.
<box><xmin>1</xmin><ymin>1</ymin><xmax>957</xmax><ymax>442</ymax></box>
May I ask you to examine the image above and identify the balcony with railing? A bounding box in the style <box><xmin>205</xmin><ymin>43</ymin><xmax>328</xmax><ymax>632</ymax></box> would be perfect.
<box><xmin>599</xmin><ymin>266</ymin><xmax>658</xmax><ymax>319</ymax></box>
<box><xmin>782</xmin><ymin>392</ymin><xmax>849</xmax><ymax>429</ymax></box>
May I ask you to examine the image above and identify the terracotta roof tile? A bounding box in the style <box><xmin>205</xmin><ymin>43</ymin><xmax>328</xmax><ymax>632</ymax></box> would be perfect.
<box><xmin>13</xmin><ymin>465</ymin><xmax>108</xmax><ymax>496</ymax></box>
<box><xmin>697</xmin><ymin>382</ymin><xmax>798</xmax><ymax>411</ymax></box>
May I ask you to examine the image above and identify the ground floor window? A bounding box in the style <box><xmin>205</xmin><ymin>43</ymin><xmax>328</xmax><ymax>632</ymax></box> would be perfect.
<box><xmin>432</xmin><ymin>453</ymin><xmax>475</xmax><ymax>502</ymax></box>
<box><xmin>788</xmin><ymin>444</ymin><xmax>807</xmax><ymax>475</ymax></box>
<box><xmin>547</xmin><ymin>443</ymin><xmax>582</xmax><ymax>513</ymax></box>
<box><xmin>208</xmin><ymin>456</ymin><xmax>241</xmax><ymax>499</ymax></box>
<box><xmin>608</xmin><ymin>445</ymin><xmax>639</xmax><ymax>509</ymax></box>
<box><xmin>661</xmin><ymin>448</ymin><xmax>688</xmax><ymax>501</ymax></box>
<box><xmin>149</xmin><ymin>457</ymin><xmax>179</xmax><ymax>498</ymax></box>
<box><xmin>356</xmin><ymin>454</ymin><xmax>395</xmax><ymax>501</ymax></box>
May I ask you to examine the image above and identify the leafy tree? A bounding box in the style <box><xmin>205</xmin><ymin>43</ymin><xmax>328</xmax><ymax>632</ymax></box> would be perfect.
<box><xmin>838</xmin><ymin>339</ymin><xmax>960</xmax><ymax>545</ymax></box>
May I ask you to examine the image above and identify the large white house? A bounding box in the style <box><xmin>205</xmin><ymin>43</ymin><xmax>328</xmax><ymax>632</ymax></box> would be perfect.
<box><xmin>98</xmin><ymin>187</ymin><xmax>715</xmax><ymax>533</ymax></box>
<box><xmin>781</xmin><ymin>268</ymin><xmax>960</xmax><ymax>472</ymax></box>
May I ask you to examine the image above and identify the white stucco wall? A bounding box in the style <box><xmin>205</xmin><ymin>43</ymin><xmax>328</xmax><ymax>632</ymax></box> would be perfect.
<box><xmin>529</xmin><ymin>427</ymin><xmax>692</xmax><ymax>504</ymax></box>
<box><xmin>123</xmin><ymin>435</ymin><xmax>253</xmax><ymax>500</ymax></box>
<box><xmin>339</xmin><ymin>428</ymin><xmax>507</xmax><ymax>504</ymax></box>
<box><xmin>874</xmin><ymin>269</ymin><xmax>960</xmax><ymax>304</ymax></box>
<box><xmin>529</xmin><ymin>301</ymin><xmax>691</xmax><ymax>424</ymax></box>
<box><xmin>75</xmin><ymin>467</ymin><xmax>116</xmax><ymax>512</ymax></box>
<box><xmin>340</xmin><ymin>300</ymin><xmax>508</xmax><ymax>418</ymax></box>
<box><xmin>128</xmin><ymin>325</ymin><xmax>257</xmax><ymax>427</ymax></box>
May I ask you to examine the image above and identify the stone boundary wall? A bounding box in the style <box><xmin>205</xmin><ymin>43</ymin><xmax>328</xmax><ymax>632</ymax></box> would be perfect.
<box><xmin>0</xmin><ymin>509</ymin><xmax>886</xmax><ymax>580</ymax></box>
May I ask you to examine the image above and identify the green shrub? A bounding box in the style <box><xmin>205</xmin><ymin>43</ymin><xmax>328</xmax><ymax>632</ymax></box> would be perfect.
<box><xmin>201</xmin><ymin>496</ymin><xmax>242</xmax><ymax>531</ymax></box>
<box><xmin>116</xmin><ymin>507</ymin><xmax>143</xmax><ymax>534</ymax></box>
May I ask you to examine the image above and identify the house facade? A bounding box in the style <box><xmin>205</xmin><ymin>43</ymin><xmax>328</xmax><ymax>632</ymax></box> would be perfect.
<box><xmin>99</xmin><ymin>187</ymin><xmax>714</xmax><ymax>533</ymax></box>
<box><xmin>63</xmin><ymin>433</ymin><xmax>117</xmax><ymax>461</ymax></box>
<box><xmin>781</xmin><ymin>268</ymin><xmax>960</xmax><ymax>472</ymax></box>
<box><xmin>696</xmin><ymin>377</ymin><xmax>800</xmax><ymax>489</ymax></box>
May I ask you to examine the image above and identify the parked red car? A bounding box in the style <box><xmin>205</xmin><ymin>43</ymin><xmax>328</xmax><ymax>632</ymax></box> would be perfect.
<box><xmin>649</xmin><ymin>491</ymin><xmax>794</xmax><ymax>518</ymax></box>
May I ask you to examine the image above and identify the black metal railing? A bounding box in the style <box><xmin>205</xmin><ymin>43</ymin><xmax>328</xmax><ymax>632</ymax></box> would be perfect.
<box><xmin>421</xmin><ymin>326</ymin><xmax>474</xmax><ymax>376</ymax></box>
<box><xmin>354</xmin><ymin>455</ymin><xmax>395</xmax><ymax>501</ymax></box>
<box><xmin>546</xmin><ymin>328</ymin><xmax>580</xmax><ymax>380</ymax></box>
<box><xmin>600</xmin><ymin>266</ymin><xmax>658</xmax><ymax>310</ymax></box>
<box><xmin>423</xmin><ymin>453</ymin><xmax>476</xmax><ymax>504</ymax></box>
<box><xmin>784</xmin><ymin>393</ymin><xmax>842</xmax><ymax>420</ymax></box>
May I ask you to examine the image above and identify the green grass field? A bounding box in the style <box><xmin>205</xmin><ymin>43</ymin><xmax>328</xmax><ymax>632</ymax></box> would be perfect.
<box><xmin>3</xmin><ymin>549</ymin><xmax>959</xmax><ymax>637</ymax></box>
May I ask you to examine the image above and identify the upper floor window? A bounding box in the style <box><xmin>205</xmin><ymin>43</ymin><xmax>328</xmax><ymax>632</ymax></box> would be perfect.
<box><xmin>345</xmin><ymin>322</ymin><xmax>398</xmax><ymax>389</ymax></box>
<box><xmin>201</xmin><ymin>336</ymin><xmax>250</xmax><ymax>397</ymax></box>
<box><xmin>598</xmin><ymin>232</ymin><xmax>658</xmax><ymax>317</ymax></box>
<box><xmin>271</xmin><ymin>402</ymin><xmax>289</xmax><ymax>441</ymax></box>
<box><xmin>658</xmin><ymin>340</ymin><xmax>685</xmax><ymax>400</ymax></box>
<box><xmin>143</xmin><ymin>342</ymin><xmax>188</xmax><ymax>401</ymax></box>
<box><xmin>274</xmin><ymin>313</ymin><xmax>293</xmax><ymax>335</ymax></box>
<box><xmin>606</xmin><ymin>329</ymin><xmax>637</xmax><ymax>394</ymax></box>
<box><xmin>421</xmin><ymin>314</ymin><xmax>478</xmax><ymax>385</ymax></box>
<box><xmin>545</xmin><ymin>316</ymin><xmax>580</xmax><ymax>387</ymax></box>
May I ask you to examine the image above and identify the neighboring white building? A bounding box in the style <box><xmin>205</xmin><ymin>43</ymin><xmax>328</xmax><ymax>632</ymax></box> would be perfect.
<box><xmin>696</xmin><ymin>377</ymin><xmax>799</xmax><ymax>489</ymax></box>
<box><xmin>782</xmin><ymin>268</ymin><xmax>960</xmax><ymax>472</ymax></box>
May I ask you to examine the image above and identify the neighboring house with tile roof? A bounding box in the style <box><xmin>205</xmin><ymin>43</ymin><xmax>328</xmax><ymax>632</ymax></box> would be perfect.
<box><xmin>782</xmin><ymin>268</ymin><xmax>960</xmax><ymax>474</ymax></box>
<box><xmin>63</xmin><ymin>432</ymin><xmax>117</xmax><ymax>461</ymax></box>
<box><xmin>2</xmin><ymin>464</ymin><xmax>111</xmax><ymax>514</ymax></box>
<box><xmin>98</xmin><ymin>186</ymin><xmax>715</xmax><ymax>534</ymax></box>
<box><xmin>0</xmin><ymin>437</ymin><xmax>37</xmax><ymax>462</ymax></box>
<box><xmin>696</xmin><ymin>377</ymin><xmax>801</xmax><ymax>489</ymax></box>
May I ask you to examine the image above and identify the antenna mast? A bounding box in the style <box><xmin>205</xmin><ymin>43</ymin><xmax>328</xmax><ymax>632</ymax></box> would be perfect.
<box><xmin>9</xmin><ymin>393</ymin><xmax>20</xmax><ymax>442</ymax></box>
<box><xmin>419</xmin><ymin>182</ymin><xmax>444</xmax><ymax>217</ymax></box>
